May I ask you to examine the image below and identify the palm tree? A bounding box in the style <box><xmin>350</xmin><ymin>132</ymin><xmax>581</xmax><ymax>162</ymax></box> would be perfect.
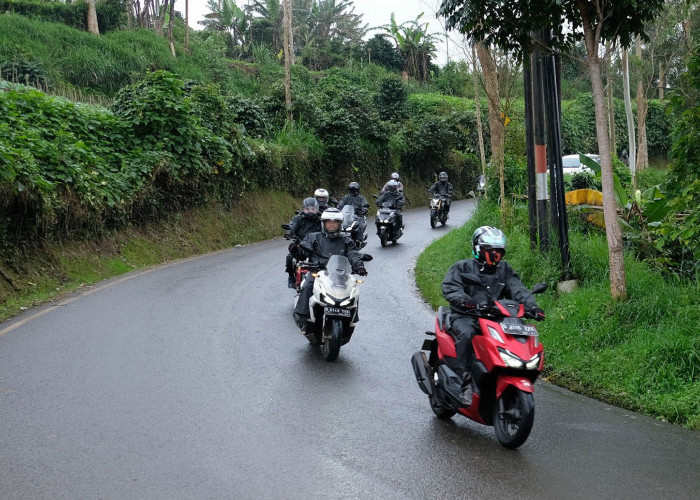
<box><xmin>382</xmin><ymin>13</ymin><xmax>438</xmax><ymax>80</ymax></box>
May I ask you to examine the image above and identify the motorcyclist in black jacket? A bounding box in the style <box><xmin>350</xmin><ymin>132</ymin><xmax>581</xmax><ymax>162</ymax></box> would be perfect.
<box><xmin>337</xmin><ymin>182</ymin><xmax>369</xmax><ymax>216</ymax></box>
<box><xmin>428</xmin><ymin>171</ymin><xmax>454</xmax><ymax>217</ymax></box>
<box><xmin>314</xmin><ymin>188</ymin><xmax>331</xmax><ymax>213</ymax></box>
<box><xmin>290</xmin><ymin>208</ymin><xmax>367</xmax><ymax>331</ymax></box>
<box><xmin>441</xmin><ymin>226</ymin><xmax>545</xmax><ymax>405</ymax></box>
<box><xmin>376</xmin><ymin>180</ymin><xmax>405</xmax><ymax>230</ymax></box>
<box><xmin>284</xmin><ymin>198</ymin><xmax>322</xmax><ymax>288</ymax></box>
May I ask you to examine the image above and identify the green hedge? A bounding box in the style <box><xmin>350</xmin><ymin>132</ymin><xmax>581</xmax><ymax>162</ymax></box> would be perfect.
<box><xmin>0</xmin><ymin>0</ymin><xmax>126</xmax><ymax>33</ymax></box>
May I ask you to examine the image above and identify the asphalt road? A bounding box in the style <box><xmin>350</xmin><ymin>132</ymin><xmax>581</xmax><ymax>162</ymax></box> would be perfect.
<box><xmin>1</xmin><ymin>199</ymin><xmax>699</xmax><ymax>499</ymax></box>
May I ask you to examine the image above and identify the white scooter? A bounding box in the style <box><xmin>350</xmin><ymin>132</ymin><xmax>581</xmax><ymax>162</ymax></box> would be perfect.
<box><xmin>294</xmin><ymin>254</ymin><xmax>370</xmax><ymax>361</ymax></box>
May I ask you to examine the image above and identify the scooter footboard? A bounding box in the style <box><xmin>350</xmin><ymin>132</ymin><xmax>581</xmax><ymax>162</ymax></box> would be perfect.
<box><xmin>496</xmin><ymin>375</ymin><xmax>535</xmax><ymax>399</ymax></box>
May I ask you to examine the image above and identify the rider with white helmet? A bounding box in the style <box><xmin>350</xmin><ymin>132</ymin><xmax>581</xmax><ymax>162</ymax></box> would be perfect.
<box><xmin>381</xmin><ymin>172</ymin><xmax>404</xmax><ymax>193</ymax></box>
<box><xmin>290</xmin><ymin>208</ymin><xmax>368</xmax><ymax>331</ymax></box>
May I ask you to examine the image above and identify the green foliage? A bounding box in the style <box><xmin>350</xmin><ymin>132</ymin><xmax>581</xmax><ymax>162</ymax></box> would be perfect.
<box><xmin>0</xmin><ymin>0</ymin><xmax>126</xmax><ymax>32</ymax></box>
<box><xmin>433</xmin><ymin>61</ymin><xmax>472</xmax><ymax>97</ymax></box>
<box><xmin>374</xmin><ymin>76</ymin><xmax>409</xmax><ymax>121</ymax></box>
<box><xmin>366</xmin><ymin>34</ymin><xmax>402</xmax><ymax>72</ymax></box>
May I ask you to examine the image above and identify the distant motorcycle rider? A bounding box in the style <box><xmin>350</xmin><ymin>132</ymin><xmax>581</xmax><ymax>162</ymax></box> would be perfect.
<box><xmin>284</xmin><ymin>198</ymin><xmax>321</xmax><ymax>288</ymax></box>
<box><xmin>441</xmin><ymin>226</ymin><xmax>544</xmax><ymax>405</ymax></box>
<box><xmin>376</xmin><ymin>180</ymin><xmax>405</xmax><ymax>230</ymax></box>
<box><xmin>290</xmin><ymin>208</ymin><xmax>367</xmax><ymax>331</ymax></box>
<box><xmin>337</xmin><ymin>182</ymin><xmax>369</xmax><ymax>216</ymax></box>
<box><xmin>382</xmin><ymin>172</ymin><xmax>404</xmax><ymax>193</ymax></box>
<box><xmin>428</xmin><ymin>172</ymin><xmax>454</xmax><ymax>216</ymax></box>
<box><xmin>314</xmin><ymin>188</ymin><xmax>331</xmax><ymax>213</ymax></box>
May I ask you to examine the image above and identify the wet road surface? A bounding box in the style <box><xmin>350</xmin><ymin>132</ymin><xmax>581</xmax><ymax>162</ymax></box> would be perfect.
<box><xmin>1</xmin><ymin>199</ymin><xmax>699</xmax><ymax>499</ymax></box>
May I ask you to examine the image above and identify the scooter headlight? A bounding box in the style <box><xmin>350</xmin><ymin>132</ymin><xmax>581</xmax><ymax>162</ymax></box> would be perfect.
<box><xmin>525</xmin><ymin>354</ymin><xmax>541</xmax><ymax>370</ymax></box>
<box><xmin>320</xmin><ymin>293</ymin><xmax>336</xmax><ymax>306</ymax></box>
<box><xmin>339</xmin><ymin>297</ymin><xmax>354</xmax><ymax>307</ymax></box>
<box><xmin>488</xmin><ymin>326</ymin><xmax>505</xmax><ymax>344</ymax></box>
<box><xmin>497</xmin><ymin>347</ymin><xmax>524</xmax><ymax>369</ymax></box>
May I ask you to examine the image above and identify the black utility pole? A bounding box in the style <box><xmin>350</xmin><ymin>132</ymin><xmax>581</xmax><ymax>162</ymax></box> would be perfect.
<box><xmin>541</xmin><ymin>29</ymin><xmax>571</xmax><ymax>278</ymax></box>
<box><xmin>524</xmin><ymin>58</ymin><xmax>538</xmax><ymax>250</ymax></box>
<box><xmin>532</xmin><ymin>39</ymin><xmax>549</xmax><ymax>252</ymax></box>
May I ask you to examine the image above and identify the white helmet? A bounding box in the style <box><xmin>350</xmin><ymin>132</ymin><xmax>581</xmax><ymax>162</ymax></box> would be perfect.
<box><xmin>314</xmin><ymin>188</ymin><xmax>329</xmax><ymax>203</ymax></box>
<box><xmin>391</xmin><ymin>172</ymin><xmax>400</xmax><ymax>181</ymax></box>
<box><xmin>321</xmin><ymin>207</ymin><xmax>343</xmax><ymax>237</ymax></box>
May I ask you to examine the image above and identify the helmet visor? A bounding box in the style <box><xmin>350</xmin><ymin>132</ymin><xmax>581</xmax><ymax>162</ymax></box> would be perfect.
<box><xmin>303</xmin><ymin>205</ymin><xmax>318</xmax><ymax>214</ymax></box>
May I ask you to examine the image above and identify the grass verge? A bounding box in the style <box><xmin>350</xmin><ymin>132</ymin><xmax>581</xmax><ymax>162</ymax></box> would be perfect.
<box><xmin>415</xmin><ymin>200</ymin><xmax>700</xmax><ymax>430</ymax></box>
<box><xmin>0</xmin><ymin>190</ymin><xmax>299</xmax><ymax>322</ymax></box>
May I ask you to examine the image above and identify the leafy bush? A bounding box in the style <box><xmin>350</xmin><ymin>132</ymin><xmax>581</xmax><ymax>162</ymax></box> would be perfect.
<box><xmin>374</xmin><ymin>76</ymin><xmax>409</xmax><ymax>121</ymax></box>
<box><xmin>0</xmin><ymin>0</ymin><xmax>126</xmax><ymax>32</ymax></box>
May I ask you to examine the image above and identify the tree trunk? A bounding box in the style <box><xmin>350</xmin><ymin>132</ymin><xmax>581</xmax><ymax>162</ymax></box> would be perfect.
<box><xmin>283</xmin><ymin>0</ymin><xmax>293</xmax><ymax>121</ymax></box>
<box><xmin>635</xmin><ymin>37</ymin><xmax>648</xmax><ymax>172</ymax></box>
<box><xmin>472</xmin><ymin>42</ymin><xmax>487</xmax><ymax>175</ymax></box>
<box><xmin>476</xmin><ymin>41</ymin><xmax>505</xmax><ymax>219</ymax></box>
<box><xmin>167</xmin><ymin>0</ymin><xmax>176</xmax><ymax>57</ymax></box>
<box><xmin>658</xmin><ymin>62</ymin><xmax>666</xmax><ymax>100</ymax></box>
<box><xmin>605</xmin><ymin>41</ymin><xmax>616</xmax><ymax>153</ymax></box>
<box><xmin>578</xmin><ymin>0</ymin><xmax>627</xmax><ymax>300</ymax></box>
<box><xmin>184</xmin><ymin>0</ymin><xmax>189</xmax><ymax>53</ymax></box>
<box><xmin>86</xmin><ymin>0</ymin><xmax>99</xmax><ymax>34</ymax></box>
<box><xmin>622</xmin><ymin>49</ymin><xmax>637</xmax><ymax>188</ymax></box>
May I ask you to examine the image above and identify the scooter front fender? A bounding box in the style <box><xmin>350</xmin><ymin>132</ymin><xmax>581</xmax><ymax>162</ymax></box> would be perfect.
<box><xmin>496</xmin><ymin>375</ymin><xmax>535</xmax><ymax>399</ymax></box>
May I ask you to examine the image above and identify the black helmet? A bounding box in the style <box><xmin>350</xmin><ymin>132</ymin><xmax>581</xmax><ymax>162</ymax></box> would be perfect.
<box><xmin>386</xmin><ymin>180</ymin><xmax>399</xmax><ymax>193</ymax></box>
<box><xmin>348</xmin><ymin>181</ymin><xmax>360</xmax><ymax>194</ymax></box>
<box><xmin>301</xmin><ymin>197</ymin><xmax>319</xmax><ymax>216</ymax></box>
<box><xmin>439</xmin><ymin>171</ymin><xmax>448</xmax><ymax>181</ymax></box>
<box><xmin>471</xmin><ymin>226</ymin><xmax>506</xmax><ymax>270</ymax></box>
<box><xmin>321</xmin><ymin>208</ymin><xmax>343</xmax><ymax>238</ymax></box>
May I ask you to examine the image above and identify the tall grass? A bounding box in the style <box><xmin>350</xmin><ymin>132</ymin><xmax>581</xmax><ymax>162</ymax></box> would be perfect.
<box><xmin>416</xmin><ymin>200</ymin><xmax>700</xmax><ymax>429</ymax></box>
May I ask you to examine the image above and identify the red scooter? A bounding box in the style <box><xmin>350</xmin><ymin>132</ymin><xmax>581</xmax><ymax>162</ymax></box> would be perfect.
<box><xmin>411</xmin><ymin>283</ymin><xmax>547</xmax><ymax>448</ymax></box>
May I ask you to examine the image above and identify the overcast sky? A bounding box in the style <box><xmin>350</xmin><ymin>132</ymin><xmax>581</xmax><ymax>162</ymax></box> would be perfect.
<box><xmin>174</xmin><ymin>0</ymin><xmax>465</xmax><ymax>66</ymax></box>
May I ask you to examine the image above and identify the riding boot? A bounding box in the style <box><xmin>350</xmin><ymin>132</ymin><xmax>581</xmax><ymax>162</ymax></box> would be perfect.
<box><xmin>460</xmin><ymin>371</ymin><xmax>473</xmax><ymax>406</ymax></box>
<box><xmin>287</xmin><ymin>274</ymin><xmax>296</xmax><ymax>289</ymax></box>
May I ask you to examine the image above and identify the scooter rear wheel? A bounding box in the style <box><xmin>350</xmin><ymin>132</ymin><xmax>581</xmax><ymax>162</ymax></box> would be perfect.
<box><xmin>493</xmin><ymin>388</ymin><xmax>535</xmax><ymax>449</ymax></box>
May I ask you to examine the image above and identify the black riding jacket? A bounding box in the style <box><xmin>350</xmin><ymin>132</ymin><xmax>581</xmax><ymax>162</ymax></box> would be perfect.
<box><xmin>287</xmin><ymin>213</ymin><xmax>322</xmax><ymax>240</ymax></box>
<box><xmin>442</xmin><ymin>259</ymin><xmax>537</xmax><ymax>315</ymax></box>
<box><xmin>294</xmin><ymin>232</ymin><xmax>364</xmax><ymax>271</ymax></box>
<box><xmin>337</xmin><ymin>193</ymin><xmax>369</xmax><ymax>215</ymax></box>
<box><xmin>376</xmin><ymin>191</ymin><xmax>405</xmax><ymax>209</ymax></box>
<box><xmin>429</xmin><ymin>181</ymin><xmax>454</xmax><ymax>197</ymax></box>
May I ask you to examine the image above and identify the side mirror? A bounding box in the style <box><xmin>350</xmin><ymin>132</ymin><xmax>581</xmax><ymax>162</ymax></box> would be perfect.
<box><xmin>532</xmin><ymin>282</ymin><xmax>548</xmax><ymax>294</ymax></box>
<box><xmin>281</xmin><ymin>224</ymin><xmax>291</xmax><ymax>230</ymax></box>
<box><xmin>361</xmin><ymin>254</ymin><xmax>373</xmax><ymax>262</ymax></box>
<box><xmin>372</xmin><ymin>194</ymin><xmax>379</xmax><ymax>199</ymax></box>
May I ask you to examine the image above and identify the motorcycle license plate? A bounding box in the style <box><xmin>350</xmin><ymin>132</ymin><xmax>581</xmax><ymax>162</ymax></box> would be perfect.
<box><xmin>326</xmin><ymin>307</ymin><xmax>351</xmax><ymax>318</ymax></box>
<box><xmin>501</xmin><ymin>323</ymin><xmax>538</xmax><ymax>336</ymax></box>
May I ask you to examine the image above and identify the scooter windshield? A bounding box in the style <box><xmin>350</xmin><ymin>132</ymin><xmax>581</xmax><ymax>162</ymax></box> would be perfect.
<box><xmin>340</xmin><ymin>205</ymin><xmax>355</xmax><ymax>228</ymax></box>
<box><xmin>325</xmin><ymin>255</ymin><xmax>353</xmax><ymax>288</ymax></box>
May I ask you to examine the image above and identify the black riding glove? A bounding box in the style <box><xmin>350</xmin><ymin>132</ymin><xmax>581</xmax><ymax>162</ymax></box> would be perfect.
<box><xmin>529</xmin><ymin>307</ymin><xmax>545</xmax><ymax>321</ymax></box>
<box><xmin>356</xmin><ymin>266</ymin><xmax>368</xmax><ymax>276</ymax></box>
<box><xmin>462</xmin><ymin>298</ymin><xmax>477</xmax><ymax>309</ymax></box>
<box><xmin>284</xmin><ymin>233</ymin><xmax>292</xmax><ymax>240</ymax></box>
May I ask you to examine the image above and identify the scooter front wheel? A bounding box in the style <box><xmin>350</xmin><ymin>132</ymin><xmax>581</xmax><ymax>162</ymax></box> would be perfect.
<box><xmin>321</xmin><ymin>318</ymin><xmax>343</xmax><ymax>361</ymax></box>
<box><xmin>430</xmin><ymin>209</ymin><xmax>437</xmax><ymax>228</ymax></box>
<box><xmin>493</xmin><ymin>387</ymin><xmax>535</xmax><ymax>449</ymax></box>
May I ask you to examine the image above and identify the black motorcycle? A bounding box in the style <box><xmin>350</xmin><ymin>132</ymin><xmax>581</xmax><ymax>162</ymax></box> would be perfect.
<box><xmin>375</xmin><ymin>201</ymin><xmax>403</xmax><ymax>247</ymax></box>
<box><xmin>340</xmin><ymin>205</ymin><xmax>368</xmax><ymax>249</ymax></box>
<box><xmin>429</xmin><ymin>194</ymin><xmax>450</xmax><ymax>228</ymax></box>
